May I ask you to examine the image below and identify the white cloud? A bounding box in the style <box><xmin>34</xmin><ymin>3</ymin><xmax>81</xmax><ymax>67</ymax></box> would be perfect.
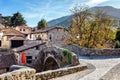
<box><xmin>85</xmin><ymin>0</ymin><xmax>109</xmax><ymax>7</ymax></box>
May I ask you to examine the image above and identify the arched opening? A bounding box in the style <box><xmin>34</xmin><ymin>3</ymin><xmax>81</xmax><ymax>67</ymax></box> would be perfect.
<box><xmin>43</xmin><ymin>56</ymin><xmax>59</xmax><ymax>71</ymax></box>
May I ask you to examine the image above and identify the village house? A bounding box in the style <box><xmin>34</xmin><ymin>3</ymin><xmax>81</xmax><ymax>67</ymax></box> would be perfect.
<box><xmin>15</xmin><ymin>26</ymin><xmax>32</xmax><ymax>36</ymax></box>
<box><xmin>12</xmin><ymin>41</ymin><xmax>46</xmax><ymax>65</ymax></box>
<box><xmin>26</xmin><ymin>27</ymin><xmax>68</xmax><ymax>46</ymax></box>
<box><xmin>0</xmin><ymin>28</ymin><xmax>25</xmax><ymax>48</ymax></box>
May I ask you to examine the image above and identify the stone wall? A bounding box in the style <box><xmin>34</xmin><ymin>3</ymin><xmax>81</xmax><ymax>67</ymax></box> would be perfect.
<box><xmin>0</xmin><ymin>64</ymin><xmax>87</xmax><ymax>80</ymax></box>
<box><xmin>35</xmin><ymin>64</ymin><xmax>87</xmax><ymax>80</ymax></box>
<box><xmin>0</xmin><ymin>67</ymin><xmax>36</xmax><ymax>80</ymax></box>
<box><xmin>63</xmin><ymin>45</ymin><xmax>120</xmax><ymax>56</ymax></box>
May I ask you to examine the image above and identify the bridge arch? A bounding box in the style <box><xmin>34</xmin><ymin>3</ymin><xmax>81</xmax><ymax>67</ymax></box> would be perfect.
<box><xmin>43</xmin><ymin>55</ymin><xmax>60</xmax><ymax>71</ymax></box>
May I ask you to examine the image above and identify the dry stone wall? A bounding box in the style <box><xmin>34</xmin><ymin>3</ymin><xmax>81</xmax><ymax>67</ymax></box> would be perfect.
<box><xmin>63</xmin><ymin>45</ymin><xmax>120</xmax><ymax>56</ymax></box>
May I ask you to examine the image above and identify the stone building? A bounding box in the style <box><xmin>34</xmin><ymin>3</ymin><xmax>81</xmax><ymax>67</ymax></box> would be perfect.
<box><xmin>27</xmin><ymin>27</ymin><xmax>68</xmax><ymax>41</ymax></box>
<box><xmin>15</xmin><ymin>26</ymin><xmax>32</xmax><ymax>35</ymax></box>
<box><xmin>26</xmin><ymin>27</ymin><xmax>68</xmax><ymax>47</ymax></box>
<box><xmin>12</xmin><ymin>41</ymin><xmax>46</xmax><ymax>65</ymax></box>
<box><xmin>0</xmin><ymin>28</ymin><xmax>25</xmax><ymax>48</ymax></box>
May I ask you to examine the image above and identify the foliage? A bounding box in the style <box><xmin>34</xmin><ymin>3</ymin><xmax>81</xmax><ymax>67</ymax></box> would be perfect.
<box><xmin>62</xmin><ymin>48</ymin><xmax>72</xmax><ymax>64</ymax></box>
<box><xmin>67</xmin><ymin>4</ymin><xmax>116</xmax><ymax>48</ymax></box>
<box><xmin>115</xmin><ymin>29</ymin><xmax>120</xmax><ymax>41</ymax></box>
<box><xmin>0</xmin><ymin>13</ymin><xmax>11</xmax><ymax>27</ymax></box>
<box><xmin>1</xmin><ymin>16</ymin><xmax>11</xmax><ymax>27</ymax></box>
<box><xmin>11</xmin><ymin>12</ymin><xmax>26</xmax><ymax>27</ymax></box>
<box><xmin>37</xmin><ymin>19</ymin><xmax>48</xmax><ymax>29</ymax></box>
<box><xmin>114</xmin><ymin>40</ymin><xmax>120</xmax><ymax>48</ymax></box>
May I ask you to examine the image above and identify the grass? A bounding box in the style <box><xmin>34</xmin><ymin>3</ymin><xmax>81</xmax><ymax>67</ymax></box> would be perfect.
<box><xmin>62</xmin><ymin>48</ymin><xmax>72</xmax><ymax>64</ymax></box>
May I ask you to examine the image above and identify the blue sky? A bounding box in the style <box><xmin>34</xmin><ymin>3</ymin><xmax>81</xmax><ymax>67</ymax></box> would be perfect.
<box><xmin>0</xmin><ymin>0</ymin><xmax>120</xmax><ymax>27</ymax></box>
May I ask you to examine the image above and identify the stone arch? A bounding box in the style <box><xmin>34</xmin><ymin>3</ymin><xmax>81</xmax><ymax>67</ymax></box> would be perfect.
<box><xmin>43</xmin><ymin>55</ymin><xmax>60</xmax><ymax>71</ymax></box>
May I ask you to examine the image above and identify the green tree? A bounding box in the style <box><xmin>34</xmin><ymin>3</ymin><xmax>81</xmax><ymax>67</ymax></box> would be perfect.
<box><xmin>11</xmin><ymin>12</ymin><xmax>26</xmax><ymax>27</ymax></box>
<box><xmin>2</xmin><ymin>16</ymin><xmax>11</xmax><ymax>27</ymax></box>
<box><xmin>37</xmin><ymin>19</ymin><xmax>48</xmax><ymax>29</ymax></box>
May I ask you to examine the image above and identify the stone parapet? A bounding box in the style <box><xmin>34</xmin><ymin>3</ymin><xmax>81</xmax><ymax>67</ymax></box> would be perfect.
<box><xmin>35</xmin><ymin>63</ymin><xmax>87</xmax><ymax>80</ymax></box>
<box><xmin>0</xmin><ymin>67</ymin><xmax>36</xmax><ymax>80</ymax></box>
<box><xmin>0</xmin><ymin>63</ymin><xmax>87</xmax><ymax>80</ymax></box>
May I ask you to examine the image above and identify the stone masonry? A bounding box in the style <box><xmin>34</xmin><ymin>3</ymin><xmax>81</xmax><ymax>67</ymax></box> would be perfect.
<box><xmin>0</xmin><ymin>63</ymin><xmax>87</xmax><ymax>80</ymax></box>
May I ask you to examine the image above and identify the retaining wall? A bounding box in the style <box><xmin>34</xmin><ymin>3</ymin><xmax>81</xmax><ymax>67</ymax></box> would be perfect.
<box><xmin>63</xmin><ymin>45</ymin><xmax>120</xmax><ymax>56</ymax></box>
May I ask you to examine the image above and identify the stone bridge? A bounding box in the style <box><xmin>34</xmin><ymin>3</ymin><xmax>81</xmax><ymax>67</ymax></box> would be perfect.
<box><xmin>31</xmin><ymin>47</ymin><xmax>64</xmax><ymax>72</ymax></box>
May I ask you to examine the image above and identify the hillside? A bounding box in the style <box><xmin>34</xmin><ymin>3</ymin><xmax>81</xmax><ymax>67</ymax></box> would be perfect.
<box><xmin>48</xmin><ymin>15</ymin><xmax>72</xmax><ymax>28</ymax></box>
<box><xmin>48</xmin><ymin>6</ymin><xmax>120</xmax><ymax>28</ymax></box>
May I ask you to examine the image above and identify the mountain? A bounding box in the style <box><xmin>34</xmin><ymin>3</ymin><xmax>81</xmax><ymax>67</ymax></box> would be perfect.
<box><xmin>48</xmin><ymin>6</ymin><xmax>120</xmax><ymax>28</ymax></box>
<box><xmin>91</xmin><ymin>6</ymin><xmax>120</xmax><ymax>19</ymax></box>
<box><xmin>48</xmin><ymin>15</ymin><xmax>72</xmax><ymax>28</ymax></box>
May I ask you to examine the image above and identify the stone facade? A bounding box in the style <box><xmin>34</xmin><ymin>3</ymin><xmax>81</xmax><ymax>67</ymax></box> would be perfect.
<box><xmin>27</xmin><ymin>27</ymin><xmax>68</xmax><ymax>43</ymax></box>
<box><xmin>15</xmin><ymin>26</ymin><xmax>32</xmax><ymax>34</ymax></box>
<box><xmin>12</xmin><ymin>41</ymin><xmax>46</xmax><ymax>65</ymax></box>
<box><xmin>0</xmin><ymin>28</ymin><xmax>25</xmax><ymax>48</ymax></box>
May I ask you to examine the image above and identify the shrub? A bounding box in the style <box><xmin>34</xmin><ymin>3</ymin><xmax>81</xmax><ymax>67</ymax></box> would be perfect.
<box><xmin>114</xmin><ymin>40</ymin><xmax>120</xmax><ymax>48</ymax></box>
<box><xmin>62</xmin><ymin>49</ymin><xmax>72</xmax><ymax>64</ymax></box>
<box><xmin>115</xmin><ymin>30</ymin><xmax>120</xmax><ymax>41</ymax></box>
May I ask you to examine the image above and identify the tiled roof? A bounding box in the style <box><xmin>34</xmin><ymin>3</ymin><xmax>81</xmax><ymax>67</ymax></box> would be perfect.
<box><xmin>0</xmin><ymin>49</ymin><xmax>17</xmax><ymax>69</ymax></box>
<box><xmin>9</xmin><ymin>36</ymin><xmax>25</xmax><ymax>40</ymax></box>
<box><xmin>1</xmin><ymin>28</ymin><xmax>25</xmax><ymax>37</ymax></box>
<box><xmin>13</xmin><ymin>41</ymin><xmax>46</xmax><ymax>52</ymax></box>
<box><xmin>34</xmin><ymin>26</ymin><xmax>65</xmax><ymax>33</ymax></box>
<box><xmin>16</xmin><ymin>26</ymin><xmax>32</xmax><ymax>30</ymax></box>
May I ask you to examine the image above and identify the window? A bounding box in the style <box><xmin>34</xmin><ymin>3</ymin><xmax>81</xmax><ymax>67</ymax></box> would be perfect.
<box><xmin>20</xmin><ymin>29</ymin><xmax>22</xmax><ymax>31</ymax></box>
<box><xmin>26</xmin><ymin>56</ymin><xmax>32</xmax><ymax>64</ymax></box>
<box><xmin>23</xmin><ymin>29</ymin><xmax>25</xmax><ymax>31</ymax></box>
<box><xmin>35</xmin><ymin>57</ymin><xmax>37</xmax><ymax>59</ymax></box>
<box><xmin>49</xmin><ymin>35</ymin><xmax>52</xmax><ymax>41</ymax></box>
<box><xmin>0</xmin><ymin>40</ymin><xmax>1</xmax><ymax>47</ymax></box>
<box><xmin>36</xmin><ymin>46</ymin><xmax>39</xmax><ymax>50</ymax></box>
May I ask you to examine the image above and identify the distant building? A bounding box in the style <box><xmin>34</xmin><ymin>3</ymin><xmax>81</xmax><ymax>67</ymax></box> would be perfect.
<box><xmin>15</xmin><ymin>26</ymin><xmax>32</xmax><ymax>35</ymax></box>
<box><xmin>27</xmin><ymin>27</ymin><xmax>68</xmax><ymax>43</ymax></box>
